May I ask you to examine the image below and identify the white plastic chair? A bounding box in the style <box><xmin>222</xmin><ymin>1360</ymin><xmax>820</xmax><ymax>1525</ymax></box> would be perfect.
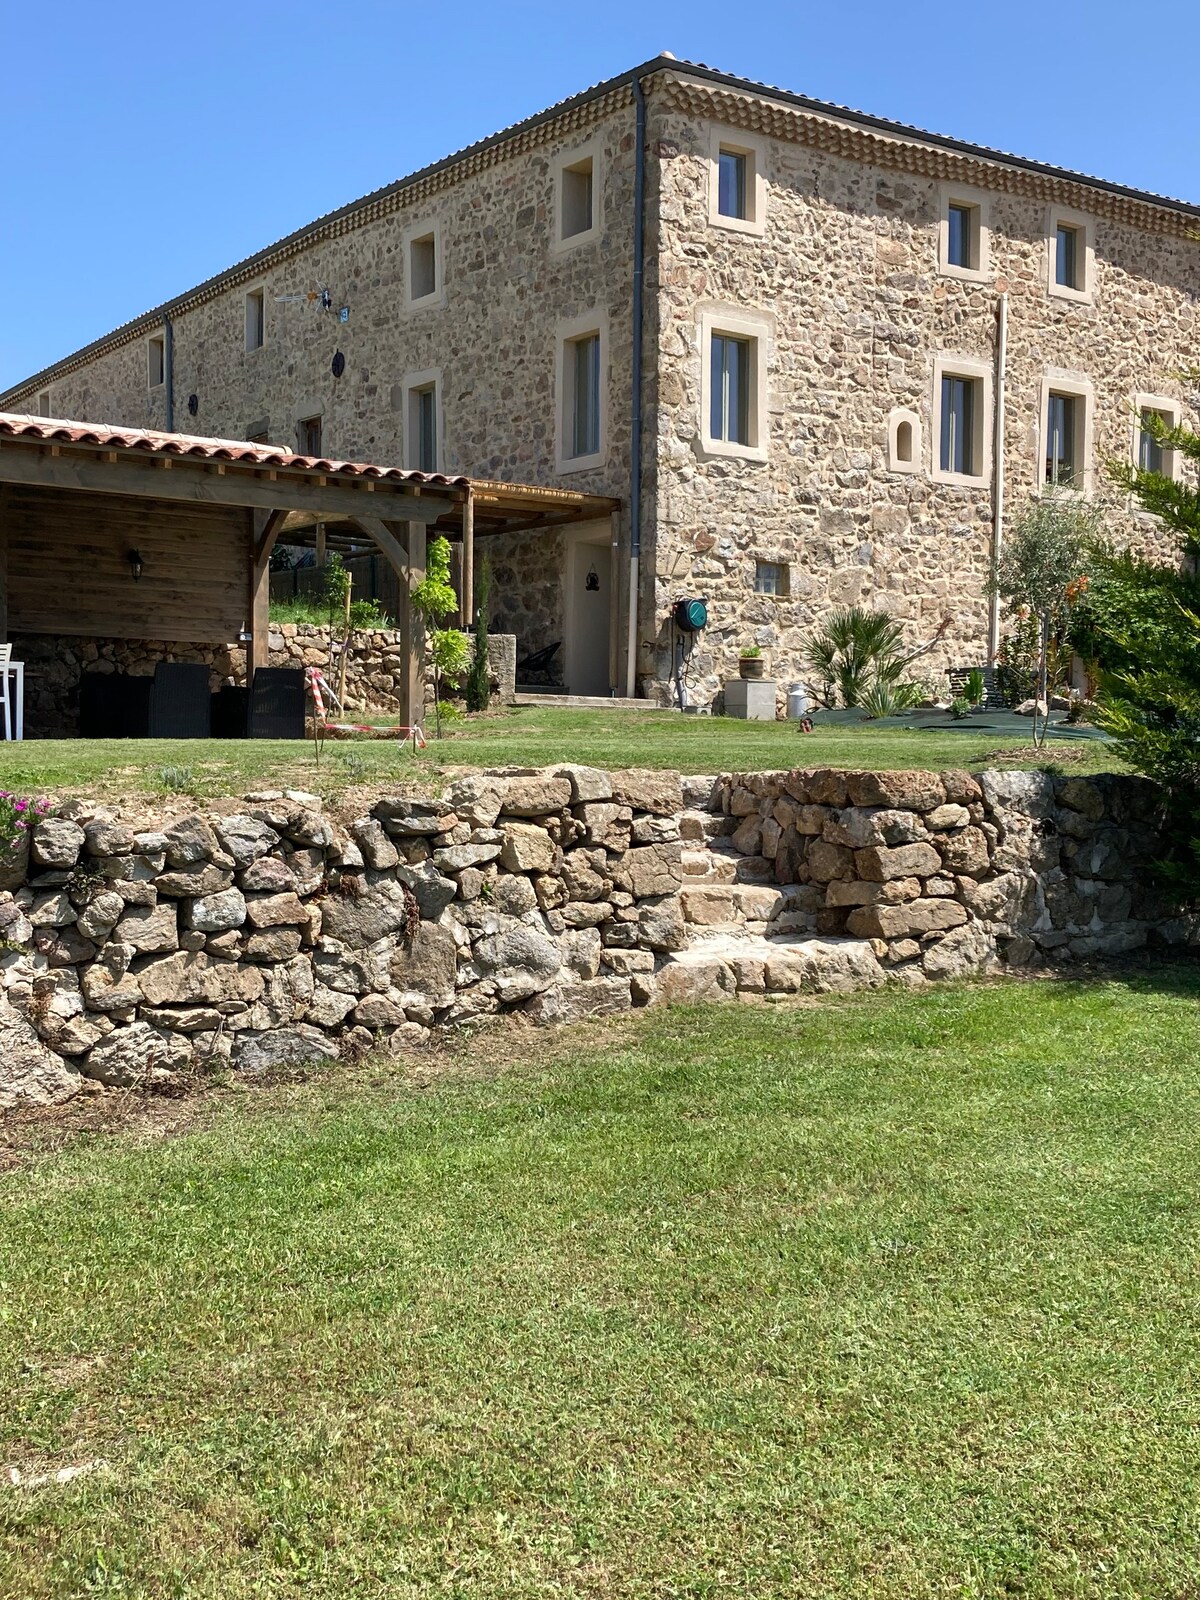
<box><xmin>0</xmin><ymin>645</ymin><xmax>12</xmax><ymax>741</ymax></box>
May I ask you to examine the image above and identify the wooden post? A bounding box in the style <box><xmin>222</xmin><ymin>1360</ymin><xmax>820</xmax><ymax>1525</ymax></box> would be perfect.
<box><xmin>336</xmin><ymin>570</ymin><xmax>352</xmax><ymax>708</ymax></box>
<box><xmin>315</xmin><ymin>522</ymin><xmax>326</xmax><ymax>569</ymax></box>
<box><xmin>248</xmin><ymin>508</ymin><xmax>287</xmax><ymax>682</ymax></box>
<box><xmin>461</xmin><ymin>489</ymin><xmax>475</xmax><ymax>627</ymax></box>
<box><xmin>401</xmin><ymin>520</ymin><xmax>427</xmax><ymax>729</ymax></box>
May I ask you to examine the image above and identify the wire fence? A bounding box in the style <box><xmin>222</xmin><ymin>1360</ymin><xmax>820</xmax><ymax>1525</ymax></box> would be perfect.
<box><xmin>268</xmin><ymin>554</ymin><xmax>401</xmax><ymax>625</ymax></box>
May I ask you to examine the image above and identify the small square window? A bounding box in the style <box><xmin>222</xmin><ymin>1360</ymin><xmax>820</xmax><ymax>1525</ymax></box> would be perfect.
<box><xmin>718</xmin><ymin>149</ymin><xmax>747</xmax><ymax>220</ymax></box>
<box><xmin>245</xmin><ymin>288</ymin><xmax>265</xmax><ymax>352</ymax></box>
<box><xmin>409</xmin><ymin>233</ymin><xmax>437</xmax><ymax>303</ymax></box>
<box><xmin>147</xmin><ymin>335</ymin><xmax>165</xmax><ymax>388</ymax></box>
<box><xmin>941</xmin><ymin>375</ymin><xmax>977</xmax><ymax>476</ymax></box>
<box><xmin>754</xmin><ymin>560</ymin><xmax>789</xmax><ymax>597</ymax></box>
<box><xmin>568</xmin><ymin>334</ymin><xmax>601</xmax><ymax>459</ymax></box>
<box><xmin>561</xmin><ymin>157</ymin><xmax>594</xmax><ymax>240</ymax></box>
<box><xmin>298</xmin><ymin>416</ymin><xmax>322</xmax><ymax>457</ymax></box>
<box><xmin>410</xmin><ymin>383</ymin><xmax>439</xmax><ymax>473</ymax></box>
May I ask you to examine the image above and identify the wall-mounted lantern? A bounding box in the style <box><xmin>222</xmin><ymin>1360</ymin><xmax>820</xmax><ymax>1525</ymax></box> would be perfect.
<box><xmin>128</xmin><ymin>549</ymin><xmax>144</xmax><ymax>582</ymax></box>
<box><xmin>585</xmin><ymin>564</ymin><xmax>600</xmax><ymax>592</ymax></box>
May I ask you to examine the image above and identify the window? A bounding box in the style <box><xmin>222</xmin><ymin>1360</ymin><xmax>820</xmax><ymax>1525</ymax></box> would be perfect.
<box><xmin>1038</xmin><ymin>372</ymin><xmax>1093</xmax><ymax>493</ymax></box>
<box><xmin>708</xmin><ymin>127</ymin><xmax>765</xmax><ymax>234</ymax></box>
<box><xmin>699</xmin><ymin>308</ymin><xmax>770</xmax><ymax>462</ymax></box>
<box><xmin>1045</xmin><ymin>392</ymin><xmax>1077</xmax><ymax>486</ymax></box>
<box><xmin>36</xmin><ymin>391</ymin><xmax>50</xmax><ymax>417</ymax></box>
<box><xmin>245</xmin><ymin>417</ymin><xmax>270</xmax><ymax>445</ymax></box>
<box><xmin>941</xmin><ymin>376</ymin><xmax>976</xmax><ymax>477</ymax></box>
<box><xmin>147</xmin><ymin>335</ymin><xmax>165</xmax><ymax>388</ymax></box>
<box><xmin>569</xmin><ymin>334</ymin><xmax>601</xmax><ymax>459</ymax></box>
<box><xmin>710</xmin><ymin>334</ymin><xmax>750</xmax><ymax>446</ymax></box>
<box><xmin>245</xmin><ymin>288</ymin><xmax>265</xmax><ymax>352</ymax></box>
<box><xmin>931</xmin><ymin>355</ymin><xmax>991</xmax><ymax>484</ymax></box>
<box><xmin>298</xmin><ymin>416</ymin><xmax>322</xmax><ymax>456</ymax></box>
<box><xmin>552</xmin><ymin>142</ymin><xmax>601</xmax><ymax>250</ymax></box>
<box><xmin>1133</xmin><ymin>395</ymin><xmax>1181</xmax><ymax>485</ymax></box>
<box><xmin>754</xmin><ymin>560</ymin><xmax>789</xmax><ymax>597</ymax></box>
<box><xmin>409</xmin><ymin>233</ymin><xmax>437</xmax><ymax>303</ymax></box>
<box><xmin>556</xmin><ymin>313</ymin><xmax>606</xmax><ymax>473</ymax></box>
<box><xmin>887</xmin><ymin>407</ymin><xmax>921</xmax><ymax>473</ymax></box>
<box><xmin>409</xmin><ymin>384</ymin><xmax>439</xmax><ymax>472</ymax></box>
<box><xmin>718</xmin><ymin>149</ymin><xmax>747</xmax><ymax>220</ymax></box>
<box><xmin>937</xmin><ymin>187</ymin><xmax>989</xmax><ymax>281</ymax></box>
<box><xmin>1047</xmin><ymin>209</ymin><xmax>1094</xmax><ymax>302</ymax></box>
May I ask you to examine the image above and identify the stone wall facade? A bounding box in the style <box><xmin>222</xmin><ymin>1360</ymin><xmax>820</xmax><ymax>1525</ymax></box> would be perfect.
<box><xmin>6</xmin><ymin>66</ymin><xmax>1198</xmax><ymax>708</ymax></box>
<box><xmin>13</xmin><ymin>627</ymin><xmax>517</xmax><ymax>736</ymax></box>
<box><xmin>2</xmin><ymin>764</ymin><xmax>1192</xmax><ymax>1111</ymax></box>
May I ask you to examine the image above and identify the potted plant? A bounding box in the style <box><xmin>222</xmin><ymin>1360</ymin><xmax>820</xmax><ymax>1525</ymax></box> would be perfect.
<box><xmin>738</xmin><ymin>644</ymin><xmax>765</xmax><ymax>680</ymax></box>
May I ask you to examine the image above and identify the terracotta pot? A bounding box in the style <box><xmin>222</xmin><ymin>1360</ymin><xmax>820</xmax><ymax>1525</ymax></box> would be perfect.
<box><xmin>739</xmin><ymin>656</ymin><xmax>765</xmax><ymax>680</ymax></box>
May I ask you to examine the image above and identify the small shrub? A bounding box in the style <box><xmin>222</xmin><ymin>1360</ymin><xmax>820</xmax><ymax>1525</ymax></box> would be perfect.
<box><xmin>950</xmin><ymin>696</ymin><xmax>973</xmax><ymax>720</ymax></box>
<box><xmin>965</xmin><ymin>668</ymin><xmax>986</xmax><ymax>707</ymax></box>
<box><xmin>464</xmin><ymin>559</ymin><xmax>493</xmax><ymax>714</ymax></box>
<box><xmin>156</xmin><ymin>765</ymin><xmax>195</xmax><ymax>795</ymax></box>
<box><xmin>739</xmin><ymin>643</ymin><xmax>762</xmax><ymax>659</ymax></box>
<box><xmin>436</xmin><ymin>699</ymin><xmax>465</xmax><ymax>726</ymax></box>
<box><xmin>859</xmin><ymin>677</ymin><xmax>924</xmax><ymax>720</ymax></box>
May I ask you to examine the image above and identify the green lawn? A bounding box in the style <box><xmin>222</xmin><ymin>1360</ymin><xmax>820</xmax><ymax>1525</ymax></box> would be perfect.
<box><xmin>0</xmin><ymin>707</ymin><xmax>1112</xmax><ymax>801</ymax></box>
<box><xmin>3</xmin><ymin>975</ymin><xmax>1199</xmax><ymax>1597</ymax></box>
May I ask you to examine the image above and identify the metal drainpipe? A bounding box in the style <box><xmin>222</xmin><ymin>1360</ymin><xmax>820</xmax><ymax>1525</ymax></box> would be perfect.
<box><xmin>625</xmin><ymin>72</ymin><xmax>648</xmax><ymax>699</ymax></box>
<box><xmin>989</xmin><ymin>290</ymin><xmax>1008</xmax><ymax>663</ymax></box>
<box><xmin>163</xmin><ymin>314</ymin><xmax>175</xmax><ymax>433</ymax></box>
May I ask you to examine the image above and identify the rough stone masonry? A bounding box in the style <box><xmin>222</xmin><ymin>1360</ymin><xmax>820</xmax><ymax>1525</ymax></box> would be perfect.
<box><xmin>0</xmin><ymin>764</ymin><xmax>1191</xmax><ymax>1111</ymax></box>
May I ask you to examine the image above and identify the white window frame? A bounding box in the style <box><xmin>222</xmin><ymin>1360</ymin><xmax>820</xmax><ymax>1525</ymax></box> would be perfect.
<box><xmin>551</xmin><ymin>139</ymin><xmax>602</xmax><ymax>252</ymax></box>
<box><xmin>931</xmin><ymin>354</ymin><xmax>992</xmax><ymax>486</ymax></box>
<box><xmin>937</xmin><ymin>185</ymin><xmax>990</xmax><ymax>283</ymax></box>
<box><xmin>147</xmin><ymin>334</ymin><xmax>165</xmax><ymax>389</ymax></box>
<box><xmin>1046</xmin><ymin>207</ymin><xmax>1095</xmax><ymax>304</ymax></box>
<box><xmin>555</xmin><ymin>311</ymin><xmax>608</xmax><ymax>476</ymax></box>
<box><xmin>753</xmin><ymin>559</ymin><xmax>790</xmax><ymax>597</ymax></box>
<box><xmin>698</xmin><ymin>307</ymin><xmax>771</xmax><ymax>463</ymax></box>
<box><xmin>887</xmin><ymin>407</ymin><xmax>922</xmax><ymax>474</ymax></box>
<box><xmin>1038</xmin><ymin>370</ymin><xmax>1095</xmax><ymax>495</ymax></box>
<box><xmin>401</xmin><ymin>368</ymin><xmax>444</xmax><ymax>474</ymax></box>
<box><xmin>244</xmin><ymin>286</ymin><xmax>266</xmax><ymax>353</ymax></box>
<box><xmin>707</xmin><ymin>125</ymin><xmax>767</xmax><ymax>237</ymax></box>
<box><xmin>1132</xmin><ymin>392</ymin><xmax>1182</xmax><ymax>485</ymax></box>
<box><xmin>404</xmin><ymin>221</ymin><xmax>445</xmax><ymax>311</ymax></box>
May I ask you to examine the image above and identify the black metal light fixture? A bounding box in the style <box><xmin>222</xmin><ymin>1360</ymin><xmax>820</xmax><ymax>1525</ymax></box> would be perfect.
<box><xmin>128</xmin><ymin>549</ymin><xmax>144</xmax><ymax>582</ymax></box>
<box><xmin>187</xmin><ymin>393</ymin><xmax>199</xmax><ymax>416</ymax></box>
<box><xmin>585</xmin><ymin>563</ymin><xmax>600</xmax><ymax>592</ymax></box>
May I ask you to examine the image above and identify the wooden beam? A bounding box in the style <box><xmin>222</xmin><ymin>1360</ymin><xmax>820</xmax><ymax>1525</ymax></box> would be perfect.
<box><xmin>0</xmin><ymin>447</ymin><xmax>454</xmax><ymax>523</ymax></box>
<box><xmin>350</xmin><ymin>516</ymin><xmax>410</xmax><ymax>585</ymax></box>
<box><xmin>461</xmin><ymin>487</ymin><xmax>475</xmax><ymax>627</ymax></box>
<box><xmin>314</xmin><ymin>523</ymin><xmax>326</xmax><ymax>569</ymax></box>
<box><xmin>247</xmin><ymin>508</ymin><xmax>287</xmax><ymax>680</ymax></box>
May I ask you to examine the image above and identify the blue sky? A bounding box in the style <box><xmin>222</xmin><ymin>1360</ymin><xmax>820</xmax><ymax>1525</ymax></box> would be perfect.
<box><xmin>4</xmin><ymin>0</ymin><xmax>1198</xmax><ymax>393</ymax></box>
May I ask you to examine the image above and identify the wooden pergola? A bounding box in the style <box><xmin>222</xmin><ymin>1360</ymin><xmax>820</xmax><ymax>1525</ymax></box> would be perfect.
<box><xmin>0</xmin><ymin>415</ymin><xmax>619</xmax><ymax>727</ymax></box>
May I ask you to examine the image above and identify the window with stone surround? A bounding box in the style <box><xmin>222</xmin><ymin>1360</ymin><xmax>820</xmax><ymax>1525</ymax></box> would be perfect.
<box><xmin>1046</xmin><ymin>207</ymin><xmax>1094</xmax><ymax>303</ymax></box>
<box><xmin>698</xmin><ymin>307</ymin><xmax>770</xmax><ymax>462</ymax></box>
<box><xmin>555</xmin><ymin>312</ymin><xmax>607</xmax><ymax>473</ymax></box>
<box><xmin>931</xmin><ymin>355</ymin><xmax>991</xmax><ymax>485</ymax></box>
<box><xmin>552</xmin><ymin>141</ymin><xmax>601</xmax><ymax>251</ymax></box>
<box><xmin>1038</xmin><ymin>371</ymin><xmax>1094</xmax><ymax>493</ymax></box>
<box><xmin>753</xmin><ymin>559</ymin><xmax>789</xmax><ymax>596</ymax></box>
<box><xmin>937</xmin><ymin>186</ymin><xmax>989</xmax><ymax>282</ymax></box>
<box><xmin>707</xmin><ymin>126</ymin><xmax>766</xmax><ymax>236</ymax></box>
<box><xmin>147</xmin><ymin>335</ymin><xmax>165</xmax><ymax>389</ymax></box>
<box><xmin>404</xmin><ymin>223</ymin><xmax>444</xmax><ymax>310</ymax></box>
<box><xmin>1134</xmin><ymin>395</ymin><xmax>1181</xmax><ymax>481</ymax></box>
<box><xmin>245</xmin><ymin>288</ymin><xmax>265</xmax><ymax>352</ymax></box>
<box><xmin>888</xmin><ymin>407</ymin><xmax>922</xmax><ymax>473</ymax></box>
<box><xmin>297</xmin><ymin>415</ymin><xmax>323</xmax><ymax>457</ymax></box>
<box><xmin>403</xmin><ymin>370</ymin><xmax>443</xmax><ymax>473</ymax></box>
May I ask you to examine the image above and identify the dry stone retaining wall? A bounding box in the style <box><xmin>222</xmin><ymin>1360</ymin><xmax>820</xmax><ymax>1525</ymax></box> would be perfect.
<box><xmin>0</xmin><ymin>765</ymin><xmax>1190</xmax><ymax>1111</ymax></box>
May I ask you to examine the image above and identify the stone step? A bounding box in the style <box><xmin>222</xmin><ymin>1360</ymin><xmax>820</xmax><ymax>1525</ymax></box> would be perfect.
<box><xmin>681</xmin><ymin>882</ymin><xmax>789</xmax><ymax>926</ymax></box>
<box><xmin>679</xmin><ymin>808</ymin><xmax>726</xmax><ymax>843</ymax></box>
<box><xmin>681</xmin><ymin>847</ymin><xmax>738</xmax><ymax>884</ymax></box>
<box><xmin>657</xmin><ymin>932</ymin><xmax>887</xmax><ymax>1003</ymax></box>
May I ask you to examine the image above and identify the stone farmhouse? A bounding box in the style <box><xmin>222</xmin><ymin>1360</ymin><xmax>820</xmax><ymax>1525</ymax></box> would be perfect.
<box><xmin>4</xmin><ymin>56</ymin><xmax>1198</xmax><ymax>708</ymax></box>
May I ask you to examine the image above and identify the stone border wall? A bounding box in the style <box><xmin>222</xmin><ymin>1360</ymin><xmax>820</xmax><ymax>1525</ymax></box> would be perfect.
<box><xmin>1</xmin><ymin>765</ymin><xmax>1191</xmax><ymax>1111</ymax></box>
<box><xmin>12</xmin><ymin>630</ymin><xmax>518</xmax><ymax>736</ymax></box>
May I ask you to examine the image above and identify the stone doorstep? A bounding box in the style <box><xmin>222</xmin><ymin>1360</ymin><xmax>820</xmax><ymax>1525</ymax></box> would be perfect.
<box><xmin>659</xmin><ymin>931</ymin><xmax>887</xmax><ymax>999</ymax></box>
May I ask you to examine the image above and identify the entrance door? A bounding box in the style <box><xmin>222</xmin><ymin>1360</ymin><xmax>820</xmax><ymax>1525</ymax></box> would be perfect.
<box><xmin>565</xmin><ymin>528</ymin><xmax>612</xmax><ymax>697</ymax></box>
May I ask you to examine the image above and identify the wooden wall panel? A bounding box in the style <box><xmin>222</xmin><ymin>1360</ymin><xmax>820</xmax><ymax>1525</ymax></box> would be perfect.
<box><xmin>5</xmin><ymin>486</ymin><xmax>249</xmax><ymax>643</ymax></box>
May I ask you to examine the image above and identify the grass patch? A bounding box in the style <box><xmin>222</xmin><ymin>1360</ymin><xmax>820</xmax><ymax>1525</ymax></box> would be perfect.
<box><xmin>0</xmin><ymin>706</ymin><xmax>1119</xmax><ymax>803</ymax></box>
<box><xmin>2</xmin><ymin>975</ymin><xmax>1199</xmax><ymax>1596</ymax></box>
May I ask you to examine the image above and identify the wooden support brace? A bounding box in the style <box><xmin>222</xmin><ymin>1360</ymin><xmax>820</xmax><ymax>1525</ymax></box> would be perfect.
<box><xmin>248</xmin><ymin>507</ymin><xmax>289</xmax><ymax>678</ymax></box>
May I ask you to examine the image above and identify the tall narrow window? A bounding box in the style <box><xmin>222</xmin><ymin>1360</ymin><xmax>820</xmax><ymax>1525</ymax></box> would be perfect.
<box><xmin>710</xmin><ymin>334</ymin><xmax>751</xmax><ymax>446</ymax></box>
<box><xmin>298</xmin><ymin>416</ymin><xmax>322</xmax><ymax>456</ymax></box>
<box><xmin>245</xmin><ymin>289</ymin><xmax>265</xmax><ymax>351</ymax></box>
<box><xmin>412</xmin><ymin>384</ymin><xmax>438</xmax><ymax>472</ymax></box>
<box><xmin>36</xmin><ymin>391</ymin><xmax>50</xmax><ymax>417</ymax></box>
<box><xmin>947</xmin><ymin>203</ymin><xmax>973</xmax><ymax>269</ymax></box>
<box><xmin>569</xmin><ymin>334</ymin><xmax>601</xmax><ymax>459</ymax></box>
<box><xmin>1138</xmin><ymin>408</ymin><xmax>1167</xmax><ymax>475</ymax></box>
<box><xmin>561</xmin><ymin>157</ymin><xmax>594</xmax><ymax>239</ymax></box>
<box><xmin>940</xmin><ymin>375</ymin><xmax>976</xmax><ymax>476</ymax></box>
<box><xmin>147</xmin><ymin>335</ymin><xmax>165</xmax><ymax>388</ymax></box>
<box><xmin>718</xmin><ymin>149</ymin><xmax>747</xmax><ymax>220</ymax></box>
<box><xmin>409</xmin><ymin>233</ymin><xmax>437</xmax><ymax>303</ymax></box>
<box><xmin>1045</xmin><ymin>392</ymin><xmax>1077</xmax><ymax>485</ymax></box>
<box><xmin>1055</xmin><ymin>224</ymin><xmax>1080</xmax><ymax>290</ymax></box>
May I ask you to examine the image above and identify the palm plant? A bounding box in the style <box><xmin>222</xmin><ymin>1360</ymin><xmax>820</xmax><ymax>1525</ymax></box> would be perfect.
<box><xmin>802</xmin><ymin>607</ymin><xmax>909</xmax><ymax>708</ymax></box>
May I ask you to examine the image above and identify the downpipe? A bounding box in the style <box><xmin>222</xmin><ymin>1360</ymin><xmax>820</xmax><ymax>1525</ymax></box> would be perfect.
<box><xmin>625</xmin><ymin>71</ymin><xmax>648</xmax><ymax>698</ymax></box>
<box><xmin>989</xmin><ymin>290</ymin><xmax>1008</xmax><ymax>663</ymax></box>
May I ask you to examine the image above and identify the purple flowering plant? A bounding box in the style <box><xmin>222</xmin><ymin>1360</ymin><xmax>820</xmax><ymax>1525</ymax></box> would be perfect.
<box><xmin>0</xmin><ymin>792</ymin><xmax>50</xmax><ymax>853</ymax></box>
